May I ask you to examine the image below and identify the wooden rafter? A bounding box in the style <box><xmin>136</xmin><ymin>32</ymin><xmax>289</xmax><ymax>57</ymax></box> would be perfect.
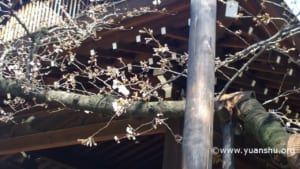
<box><xmin>0</xmin><ymin>119</ymin><xmax>166</xmax><ymax>155</ymax></box>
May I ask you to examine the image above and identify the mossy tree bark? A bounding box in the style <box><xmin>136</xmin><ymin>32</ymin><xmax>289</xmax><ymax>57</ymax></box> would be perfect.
<box><xmin>238</xmin><ymin>99</ymin><xmax>290</xmax><ymax>154</ymax></box>
<box><xmin>0</xmin><ymin>77</ymin><xmax>185</xmax><ymax>118</ymax></box>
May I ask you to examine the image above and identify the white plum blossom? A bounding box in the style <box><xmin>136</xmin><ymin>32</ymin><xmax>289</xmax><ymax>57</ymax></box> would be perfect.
<box><xmin>126</xmin><ymin>124</ymin><xmax>137</xmax><ymax>140</ymax></box>
<box><xmin>112</xmin><ymin>98</ymin><xmax>130</xmax><ymax>116</ymax></box>
<box><xmin>114</xmin><ymin>135</ymin><xmax>121</xmax><ymax>144</ymax></box>
<box><xmin>112</xmin><ymin>101</ymin><xmax>123</xmax><ymax>116</ymax></box>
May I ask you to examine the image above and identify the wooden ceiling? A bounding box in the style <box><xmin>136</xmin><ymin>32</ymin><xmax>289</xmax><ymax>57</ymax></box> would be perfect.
<box><xmin>0</xmin><ymin>0</ymin><xmax>300</xmax><ymax>168</ymax></box>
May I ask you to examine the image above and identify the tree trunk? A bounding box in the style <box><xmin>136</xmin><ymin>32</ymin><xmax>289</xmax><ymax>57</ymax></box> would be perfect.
<box><xmin>182</xmin><ymin>0</ymin><xmax>216</xmax><ymax>169</ymax></box>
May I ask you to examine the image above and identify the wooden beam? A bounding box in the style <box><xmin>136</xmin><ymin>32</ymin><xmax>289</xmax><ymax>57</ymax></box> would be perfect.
<box><xmin>160</xmin><ymin>27</ymin><xmax>188</xmax><ymax>42</ymax></box>
<box><xmin>162</xmin><ymin>119</ymin><xmax>182</xmax><ymax>169</ymax></box>
<box><xmin>218</xmin><ymin>64</ymin><xmax>300</xmax><ymax>93</ymax></box>
<box><xmin>125</xmin><ymin>136</ymin><xmax>164</xmax><ymax>169</ymax></box>
<box><xmin>116</xmin><ymin>43</ymin><xmax>153</xmax><ymax>57</ymax></box>
<box><xmin>248</xmin><ymin>62</ymin><xmax>288</xmax><ymax>75</ymax></box>
<box><xmin>76</xmin><ymin>0</ymin><xmax>190</xmax><ymax>55</ymax></box>
<box><xmin>218</xmin><ymin>38</ymin><xmax>248</xmax><ymax>49</ymax></box>
<box><xmin>101</xmin><ymin>1</ymin><xmax>190</xmax><ymax>37</ymax></box>
<box><xmin>112</xmin><ymin>134</ymin><xmax>163</xmax><ymax>164</ymax></box>
<box><xmin>0</xmin><ymin>119</ymin><xmax>166</xmax><ymax>155</ymax></box>
<box><xmin>182</xmin><ymin>0</ymin><xmax>216</xmax><ymax>169</ymax></box>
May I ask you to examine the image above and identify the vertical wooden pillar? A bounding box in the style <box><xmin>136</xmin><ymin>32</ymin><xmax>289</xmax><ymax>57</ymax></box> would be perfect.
<box><xmin>222</xmin><ymin>121</ymin><xmax>234</xmax><ymax>169</ymax></box>
<box><xmin>162</xmin><ymin>119</ymin><xmax>182</xmax><ymax>169</ymax></box>
<box><xmin>182</xmin><ymin>0</ymin><xmax>216</xmax><ymax>169</ymax></box>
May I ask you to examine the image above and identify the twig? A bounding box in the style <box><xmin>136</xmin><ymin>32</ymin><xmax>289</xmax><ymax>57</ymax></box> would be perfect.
<box><xmin>91</xmin><ymin>114</ymin><xmax>117</xmax><ymax>137</ymax></box>
<box><xmin>277</xmin><ymin>70</ymin><xmax>288</xmax><ymax>95</ymax></box>
<box><xmin>217</xmin><ymin>47</ymin><xmax>266</xmax><ymax>99</ymax></box>
<box><xmin>263</xmin><ymin>88</ymin><xmax>300</xmax><ymax>105</ymax></box>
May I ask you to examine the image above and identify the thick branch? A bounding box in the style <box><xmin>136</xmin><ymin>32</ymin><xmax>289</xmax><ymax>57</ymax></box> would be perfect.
<box><xmin>0</xmin><ymin>77</ymin><xmax>184</xmax><ymax>117</ymax></box>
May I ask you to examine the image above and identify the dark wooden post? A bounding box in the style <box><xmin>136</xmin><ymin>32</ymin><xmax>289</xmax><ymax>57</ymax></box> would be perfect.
<box><xmin>222</xmin><ymin>121</ymin><xmax>234</xmax><ymax>169</ymax></box>
<box><xmin>182</xmin><ymin>0</ymin><xmax>216</xmax><ymax>169</ymax></box>
<box><xmin>162</xmin><ymin>119</ymin><xmax>182</xmax><ymax>169</ymax></box>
